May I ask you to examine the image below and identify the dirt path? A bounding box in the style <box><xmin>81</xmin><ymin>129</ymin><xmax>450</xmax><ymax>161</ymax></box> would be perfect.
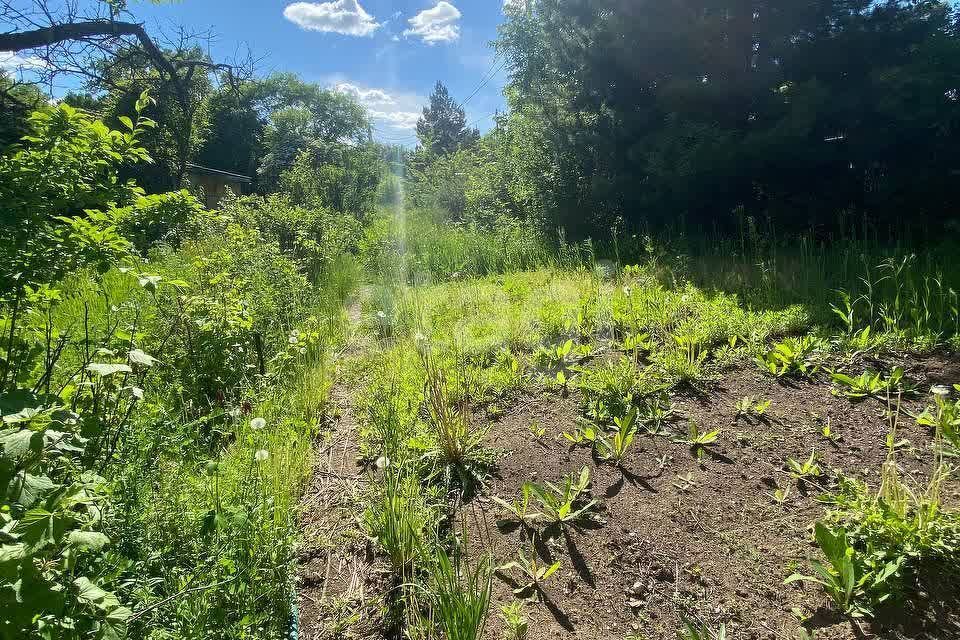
<box><xmin>295</xmin><ymin>291</ymin><xmax>388</xmax><ymax>639</ymax></box>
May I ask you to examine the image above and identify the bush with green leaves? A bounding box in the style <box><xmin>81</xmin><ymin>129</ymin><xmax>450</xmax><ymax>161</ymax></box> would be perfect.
<box><xmin>0</xmin><ymin>95</ymin><xmax>155</xmax><ymax>299</ymax></box>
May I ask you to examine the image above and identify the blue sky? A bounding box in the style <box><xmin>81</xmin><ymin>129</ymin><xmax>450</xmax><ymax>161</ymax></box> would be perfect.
<box><xmin>129</xmin><ymin>0</ymin><xmax>515</xmax><ymax>144</ymax></box>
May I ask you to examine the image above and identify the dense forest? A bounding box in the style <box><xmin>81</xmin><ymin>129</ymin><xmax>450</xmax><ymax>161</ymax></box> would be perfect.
<box><xmin>1</xmin><ymin>1</ymin><xmax>960</xmax><ymax>639</ymax></box>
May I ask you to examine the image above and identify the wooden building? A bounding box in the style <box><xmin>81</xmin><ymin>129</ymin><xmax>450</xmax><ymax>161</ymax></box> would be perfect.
<box><xmin>185</xmin><ymin>163</ymin><xmax>252</xmax><ymax>208</ymax></box>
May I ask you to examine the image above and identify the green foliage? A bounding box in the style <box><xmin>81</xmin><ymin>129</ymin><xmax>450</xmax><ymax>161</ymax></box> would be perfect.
<box><xmin>414</xmin><ymin>81</ymin><xmax>479</xmax><ymax>158</ymax></box>
<box><xmin>756</xmin><ymin>336</ymin><xmax>825</xmax><ymax>379</ymax></box>
<box><xmin>0</xmin><ymin>393</ymin><xmax>131</xmax><ymax>640</ymax></box>
<box><xmin>492</xmin><ymin>482</ymin><xmax>541</xmax><ymax>527</ymax></box>
<box><xmin>498</xmin><ymin>601</ymin><xmax>528</xmax><ymax>640</ymax></box>
<box><xmin>494</xmin><ymin>0</ymin><xmax>960</xmax><ymax>238</ymax></box>
<box><xmin>415</xmin><ymin>344</ymin><xmax>492</xmax><ymax>484</ymax></box>
<box><xmin>595</xmin><ymin>407</ymin><xmax>638</xmax><ymax>465</ymax></box>
<box><xmin>787</xmin><ymin>451</ymin><xmax>823</xmax><ymax>481</ymax></box>
<box><xmin>364</xmin><ymin>465</ymin><xmax>433</xmax><ymax>572</ymax></box>
<box><xmin>498</xmin><ymin>547</ymin><xmax>561</xmax><ymax>596</ymax></box>
<box><xmin>523</xmin><ymin>467</ymin><xmax>597</xmax><ymax>525</ymax></box>
<box><xmin>735</xmin><ymin>395</ymin><xmax>771</xmax><ymax>418</ymax></box>
<box><xmin>785</xmin><ymin>523</ymin><xmax>901</xmax><ymax>618</ymax></box>
<box><xmin>425</xmin><ymin>544</ymin><xmax>492</xmax><ymax>640</ymax></box>
<box><xmin>915</xmin><ymin>385</ymin><xmax>960</xmax><ymax>451</ymax></box>
<box><xmin>679</xmin><ymin>619</ymin><xmax>726</xmax><ymax>640</ymax></box>
<box><xmin>823</xmin><ymin>463</ymin><xmax>960</xmax><ymax>584</ymax></box>
<box><xmin>830</xmin><ymin>368</ymin><xmax>906</xmax><ymax>400</ymax></box>
<box><xmin>676</xmin><ymin>422</ymin><xmax>720</xmax><ymax>461</ymax></box>
<box><xmin>0</xmin><ymin>98</ymin><xmax>154</xmax><ymax>296</ymax></box>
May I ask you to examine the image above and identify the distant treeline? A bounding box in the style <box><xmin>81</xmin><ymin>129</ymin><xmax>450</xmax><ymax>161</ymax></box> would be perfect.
<box><xmin>411</xmin><ymin>0</ymin><xmax>960</xmax><ymax>242</ymax></box>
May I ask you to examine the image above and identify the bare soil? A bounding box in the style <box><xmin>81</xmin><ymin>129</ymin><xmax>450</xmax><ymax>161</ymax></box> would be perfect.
<box><xmin>296</xmin><ymin>348</ymin><xmax>960</xmax><ymax>640</ymax></box>
<box><xmin>470</xmin><ymin>358</ymin><xmax>960</xmax><ymax>640</ymax></box>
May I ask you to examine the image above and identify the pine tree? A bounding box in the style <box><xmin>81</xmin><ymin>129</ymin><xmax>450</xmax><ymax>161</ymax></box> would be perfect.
<box><xmin>416</xmin><ymin>81</ymin><xmax>479</xmax><ymax>156</ymax></box>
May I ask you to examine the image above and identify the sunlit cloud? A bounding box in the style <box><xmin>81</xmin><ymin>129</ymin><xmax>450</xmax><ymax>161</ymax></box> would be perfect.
<box><xmin>403</xmin><ymin>2</ymin><xmax>461</xmax><ymax>45</ymax></box>
<box><xmin>283</xmin><ymin>0</ymin><xmax>380</xmax><ymax>37</ymax></box>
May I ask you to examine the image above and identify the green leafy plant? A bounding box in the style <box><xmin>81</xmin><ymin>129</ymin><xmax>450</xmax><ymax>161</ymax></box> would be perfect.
<box><xmin>916</xmin><ymin>384</ymin><xmax>960</xmax><ymax>451</ymax></box>
<box><xmin>499</xmin><ymin>601</ymin><xmax>528</xmax><ymax>640</ymax></box>
<box><xmin>830</xmin><ymin>368</ymin><xmax>905</xmax><ymax>400</ymax></box>
<box><xmin>561</xmin><ymin>424</ymin><xmax>597</xmax><ymax>446</ymax></box>
<box><xmin>784</xmin><ymin>523</ymin><xmax>900</xmax><ymax>617</ymax></box>
<box><xmin>528</xmin><ymin>421</ymin><xmax>546</xmax><ymax>440</ymax></box>
<box><xmin>427</xmin><ymin>545</ymin><xmax>492</xmax><ymax>640</ymax></box>
<box><xmin>498</xmin><ymin>548</ymin><xmax>561</xmax><ymax>596</ymax></box>
<box><xmin>820</xmin><ymin>418</ymin><xmax>840</xmax><ymax>443</ymax></box>
<box><xmin>525</xmin><ymin>467</ymin><xmax>597</xmax><ymax>525</ymax></box>
<box><xmin>735</xmin><ymin>395</ymin><xmax>771</xmax><ymax>417</ymax></box>
<box><xmin>596</xmin><ymin>407</ymin><xmax>638</xmax><ymax>464</ymax></box>
<box><xmin>679</xmin><ymin>618</ymin><xmax>727</xmax><ymax>640</ymax></box>
<box><xmin>363</xmin><ymin>465</ymin><xmax>431</xmax><ymax>572</ymax></box>
<box><xmin>787</xmin><ymin>451</ymin><xmax>823</xmax><ymax>481</ymax></box>
<box><xmin>770</xmin><ymin>486</ymin><xmax>792</xmax><ymax>505</ymax></box>
<box><xmin>756</xmin><ymin>336</ymin><xmax>824</xmax><ymax>378</ymax></box>
<box><xmin>417</xmin><ymin>345</ymin><xmax>492</xmax><ymax>482</ymax></box>
<box><xmin>491</xmin><ymin>483</ymin><xmax>541</xmax><ymax>527</ymax></box>
<box><xmin>637</xmin><ymin>391</ymin><xmax>675</xmax><ymax>433</ymax></box>
<box><xmin>676</xmin><ymin>421</ymin><xmax>720</xmax><ymax>460</ymax></box>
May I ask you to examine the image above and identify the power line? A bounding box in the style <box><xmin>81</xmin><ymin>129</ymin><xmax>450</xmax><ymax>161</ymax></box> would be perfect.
<box><xmin>458</xmin><ymin>55</ymin><xmax>508</xmax><ymax>111</ymax></box>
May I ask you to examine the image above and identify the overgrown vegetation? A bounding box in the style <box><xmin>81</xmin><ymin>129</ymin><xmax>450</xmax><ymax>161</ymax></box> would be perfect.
<box><xmin>2</xmin><ymin>0</ymin><xmax>960</xmax><ymax>638</ymax></box>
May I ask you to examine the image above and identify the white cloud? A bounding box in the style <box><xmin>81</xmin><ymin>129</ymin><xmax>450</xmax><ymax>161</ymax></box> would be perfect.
<box><xmin>370</xmin><ymin>110</ymin><xmax>420</xmax><ymax>130</ymax></box>
<box><xmin>0</xmin><ymin>51</ymin><xmax>49</xmax><ymax>72</ymax></box>
<box><xmin>283</xmin><ymin>0</ymin><xmax>380</xmax><ymax>37</ymax></box>
<box><xmin>403</xmin><ymin>2</ymin><xmax>461</xmax><ymax>45</ymax></box>
<box><xmin>334</xmin><ymin>82</ymin><xmax>395</xmax><ymax>106</ymax></box>
<box><xmin>331</xmin><ymin>80</ymin><xmax>425</xmax><ymax>134</ymax></box>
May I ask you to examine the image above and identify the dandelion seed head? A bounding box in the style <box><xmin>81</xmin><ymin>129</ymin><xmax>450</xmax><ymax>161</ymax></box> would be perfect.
<box><xmin>251</xmin><ymin>417</ymin><xmax>266</xmax><ymax>430</ymax></box>
<box><xmin>254</xmin><ymin>449</ymin><xmax>270</xmax><ymax>462</ymax></box>
<box><xmin>931</xmin><ymin>384</ymin><xmax>951</xmax><ymax>397</ymax></box>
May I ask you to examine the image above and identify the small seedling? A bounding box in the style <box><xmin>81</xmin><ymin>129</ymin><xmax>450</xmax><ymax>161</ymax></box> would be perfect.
<box><xmin>498</xmin><ymin>548</ymin><xmax>561</xmax><ymax>596</ymax></box>
<box><xmin>596</xmin><ymin>407</ymin><xmax>638</xmax><ymax>464</ymax></box>
<box><xmin>735</xmin><ymin>395</ymin><xmax>771</xmax><ymax>418</ymax></box>
<box><xmin>499</xmin><ymin>601</ymin><xmax>528</xmax><ymax>640</ymax></box>
<box><xmin>820</xmin><ymin>418</ymin><xmax>840</xmax><ymax>443</ymax></box>
<box><xmin>769</xmin><ymin>485</ymin><xmax>791</xmax><ymax>505</ymax></box>
<box><xmin>676</xmin><ymin>421</ymin><xmax>721</xmax><ymax>460</ymax></box>
<box><xmin>492</xmin><ymin>483</ymin><xmax>541</xmax><ymax>526</ymax></box>
<box><xmin>679</xmin><ymin>618</ymin><xmax>726</xmax><ymax>640</ymax></box>
<box><xmin>786</xmin><ymin>451</ymin><xmax>822</xmax><ymax>480</ymax></box>
<box><xmin>562</xmin><ymin>424</ymin><xmax>597</xmax><ymax>445</ymax></box>
<box><xmin>525</xmin><ymin>466</ymin><xmax>597</xmax><ymax>525</ymax></box>
<box><xmin>528</xmin><ymin>421</ymin><xmax>546</xmax><ymax>440</ymax></box>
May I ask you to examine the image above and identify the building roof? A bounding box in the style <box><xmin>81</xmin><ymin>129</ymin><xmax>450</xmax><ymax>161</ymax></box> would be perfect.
<box><xmin>185</xmin><ymin>163</ymin><xmax>252</xmax><ymax>183</ymax></box>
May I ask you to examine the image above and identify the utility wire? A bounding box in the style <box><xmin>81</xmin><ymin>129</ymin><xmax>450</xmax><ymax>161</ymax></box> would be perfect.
<box><xmin>458</xmin><ymin>56</ymin><xmax>508</xmax><ymax>111</ymax></box>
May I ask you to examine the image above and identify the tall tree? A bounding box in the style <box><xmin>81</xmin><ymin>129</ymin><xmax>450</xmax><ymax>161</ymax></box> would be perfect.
<box><xmin>494</xmin><ymin>0</ymin><xmax>960</xmax><ymax>238</ymax></box>
<box><xmin>416</xmin><ymin>81</ymin><xmax>479</xmax><ymax>156</ymax></box>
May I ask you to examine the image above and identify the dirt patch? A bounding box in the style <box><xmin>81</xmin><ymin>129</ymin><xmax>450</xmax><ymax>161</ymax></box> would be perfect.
<box><xmin>468</xmin><ymin>365</ymin><xmax>960</xmax><ymax>640</ymax></box>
